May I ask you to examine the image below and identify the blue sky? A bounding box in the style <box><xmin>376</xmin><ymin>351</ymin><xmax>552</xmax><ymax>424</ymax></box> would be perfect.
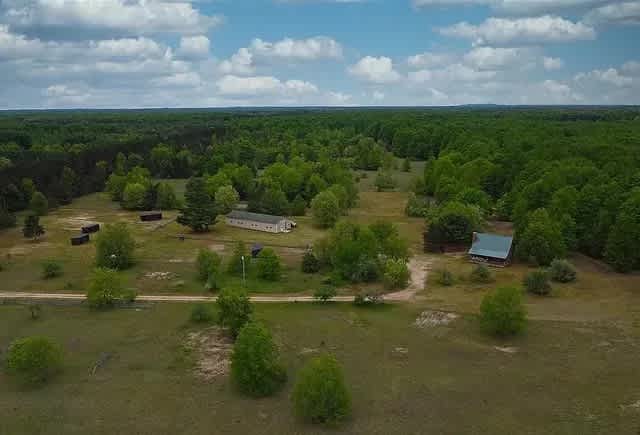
<box><xmin>0</xmin><ymin>0</ymin><xmax>638</xmax><ymax>108</ymax></box>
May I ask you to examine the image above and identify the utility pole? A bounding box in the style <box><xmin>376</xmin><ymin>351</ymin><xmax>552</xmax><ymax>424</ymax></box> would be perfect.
<box><xmin>241</xmin><ymin>255</ymin><xmax>246</xmax><ymax>287</ymax></box>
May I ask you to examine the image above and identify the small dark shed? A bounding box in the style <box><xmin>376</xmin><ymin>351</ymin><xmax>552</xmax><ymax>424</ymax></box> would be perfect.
<box><xmin>251</xmin><ymin>243</ymin><xmax>264</xmax><ymax>258</ymax></box>
<box><xmin>140</xmin><ymin>212</ymin><xmax>162</xmax><ymax>222</ymax></box>
<box><xmin>71</xmin><ymin>233</ymin><xmax>90</xmax><ymax>246</ymax></box>
<box><xmin>81</xmin><ymin>223</ymin><xmax>100</xmax><ymax>234</ymax></box>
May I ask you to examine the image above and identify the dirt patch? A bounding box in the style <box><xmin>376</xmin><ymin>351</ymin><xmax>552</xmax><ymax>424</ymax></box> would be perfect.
<box><xmin>208</xmin><ymin>244</ymin><xmax>226</xmax><ymax>253</ymax></box>
<box><xmin>144</xmin><ymin>271</ymin><xmax>176</xmax><ymax>280</ymax></box>
<box><xmin>7</xmin><ymin>242</ymin><xmax>52</xmax><ymax>256</ymax></box>
<box><xmin>620</xmin><ymin>400</ymin><xmax>640</xmax><ymax>412</ymax></box>
<box><xmin>185</xmin><ymin>327</ymin><xmax>233</xmax><ymax>381</ymax></box>
<box><xmin>414</xmin><ymin>310</ymin><xmax>458</xmax><ymax>328</ymax></box>
<box><xmin>386</xmin><ymin>256</ymin><xmax>433</xmax><ymax>302</ymax></box>
<box><xmin>57</xmin><ymin>214</ymin><xmax>100</xmax><ymax>231</ymax></box>
<box><xmin>494</xmin><ymin>346</ymin><xmax>518</xmax><ymax>354</ymax></box>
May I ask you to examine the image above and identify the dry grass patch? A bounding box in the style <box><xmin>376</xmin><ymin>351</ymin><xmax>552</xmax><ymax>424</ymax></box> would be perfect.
<box><xmin>185</xmin><ymin>327</ymin><xmax>233</xmax><ymax>381</ymax></box>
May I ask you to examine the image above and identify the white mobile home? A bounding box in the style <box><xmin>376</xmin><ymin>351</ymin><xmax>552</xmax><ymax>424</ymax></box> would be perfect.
<box><xmin>226</xmin><ymin>210</ymin><xmax>296</xmax><ymax>234</ymax></box>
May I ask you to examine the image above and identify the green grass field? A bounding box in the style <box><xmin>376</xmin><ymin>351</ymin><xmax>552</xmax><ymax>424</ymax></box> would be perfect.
<box><xmin>0</xmin><ymin>162</ymin><xmax>425</xmax><ymax>296</ymax></box>
<box><xmin>1</xmin><ymin>301</ymin><xmax>639</xmax><ymax>434</ymax></box>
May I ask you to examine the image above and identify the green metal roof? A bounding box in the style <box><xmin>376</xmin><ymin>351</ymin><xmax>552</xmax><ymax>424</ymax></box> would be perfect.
<box><xmin>468</xmin><ymin>233</ymin><xmax>513</xmax><ymax>260</ymax></box>
<box><xmin>227</xmin><ymin>210</ymin><xmax>286</xmax><ymax>225</ymax></box>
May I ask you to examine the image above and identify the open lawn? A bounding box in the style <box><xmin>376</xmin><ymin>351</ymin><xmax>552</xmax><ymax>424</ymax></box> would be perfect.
<box><xmin>1</xmin><ymin>301</ymin><xmax>639</xmax><ymax>434</ymax></box>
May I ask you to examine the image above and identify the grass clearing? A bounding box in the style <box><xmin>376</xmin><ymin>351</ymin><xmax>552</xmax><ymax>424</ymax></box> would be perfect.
<box><xmin>0</xmin><ymin>302</ymin><xmax>639</xmax><ymax>434</ymax></box>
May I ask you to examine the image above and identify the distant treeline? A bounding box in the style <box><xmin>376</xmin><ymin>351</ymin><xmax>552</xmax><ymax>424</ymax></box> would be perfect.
<box><xmin>2</xmin><ymin>108</ymin><xmax>640</xmax><ymax>270</ymax></box>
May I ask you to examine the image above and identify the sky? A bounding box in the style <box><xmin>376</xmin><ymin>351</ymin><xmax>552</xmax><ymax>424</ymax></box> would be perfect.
<box><xmin>0</xmin><ymin>0</ymin><xmax>639</xmax><ymax>108</ymax></box>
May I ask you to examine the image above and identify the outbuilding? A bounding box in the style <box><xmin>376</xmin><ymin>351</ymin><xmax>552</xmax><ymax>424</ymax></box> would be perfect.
<box><xmin>140</xmin><ymin>212</ymin><xmax>162</xmax><ymax>222</ymax></box>
<box><xmin>468</xmin><ymin>232</ymin><xmax>514</xmax><ymax>267</ymax></box>
<box><xmin>81</xmin><ymin>223</ymin><xmax>100</xmax><ymax>234</ymax></box>
<box><xmin>70</xmin><ymin>233</ymin><xmax>90</xmax><ymax>246</ymax></box>
<box><xmin>226</xmin><ymin>210</ymin><xmax>296</xmax><ymax>234</ymax></box>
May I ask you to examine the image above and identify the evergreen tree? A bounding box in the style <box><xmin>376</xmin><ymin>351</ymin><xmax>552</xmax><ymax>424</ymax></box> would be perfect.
<box><xmin>177</xmin><ymin>177</ymin><xmax>217</xmax><ymax>232</ymax></box>
<box><xmin>22</xmin><ymin>213</ymin><xmax>45</xmax><ymax>240</ymax></box>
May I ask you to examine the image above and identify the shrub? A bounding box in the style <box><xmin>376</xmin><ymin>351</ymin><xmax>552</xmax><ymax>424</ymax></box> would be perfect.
<box><xmin>523</xmin><ymin>270</ymin><xmax>552</xmax><ymax>296</ymax></box>
<box><xmin>479</xmin><ymin>286</ymin><xmax>526</xmax><ymax>336</ymax></box>
<box><xmin>231</xmin><ymin>322</ymin><xmax>287</xmax><ymax>397</ymax></box>
<box><xmin>217</xmin><ymin>288</ymin><xmax>253</xmax><ymax>338</ymax></box>
<box><xmin>256</xmin><ymin>248</ymin><xmax>281</xmax><ymax>281</ymax></box>
<box><xmin>374</xmin><ymin>171</ymin><xmax>396</xmax><ymax>191</ymax></box>
<box><xmin>6</xmin><ymin>336</ymin><xmax>63</xmax><ymax>385</ymax></box>
<box><xmin>86</xmin><ymin>268</ymin><xmax>135</xmax><ymax>309</ymax></box>
<box><xmin>95</xmin><ymin>223</ymin><xmax>135</xmax><ymax>270</ymax></box>
<box><xmin>190</xmin><ymin>304</ymin><xmax>214</xmax><ymax>323</ymax></box>
<box><xmin>22</xmin><ymin>213</ymin><xmax>45</xmax><ymax>240</ymax></box>
<box><xmin>469</xmin><ymin>264</ymin><xmax>492</xmax><ymax>284</ymax></box>
<box><xmin>28</xmin><ymin>304</ymin><xmax>42</xmax><ymax>320</ymax></box>
<box><xmin>353</xmin><ymin>290</ymin><xmax>384</xmax><ymax>306</ymax></box>
<box><xmin>549</xmin><ymin>259</ymin><xmax>577</xmax><ymax>283</ymax></box>
<box><xmin>29</xmin><ymin>191</ymin><xmax>48</xmax><ymax>216</ymax></box>
<box><xmin>122</xmin><ymin>182</ymin><xmax>147</xmax><ymax>210</ymax></box>
<box><xmin>292</xmin><ymin>354</ymin><xmax>351</xmax><ymax>425</ymax></box>
<box><xmin>155</xmin><ymin>182</ymin><xmax>180</xmax><ymax>210</ymax></box>
<box><xmin>314</xmin><ymin>285</ymin><xmax>337</xmax><ymax>302</ymax></box>
<box><xmin>41</xmin><ymin>259</ymin><xmax>63</xmax><ymax>279</ymax></box>
<box><xmin>227</xmin><ymin>241</ymin><xmax>248</xmax><ymax>276</ymax></box>
<box><xmin>383</xmin><ymin>258</ymin><xmax>410</xmax><ymax>290</ymax></box>
<box><xmin>405</xmin><ymin>193</ymin><xmax>430</xmax><ymax>218</ymax></box>
<box><xmin>311</xmin><ymin>190</ymin><xmax>341</xmax><ymax>228</ymax></box>
<box><xmin>196</xmin><ymin>248</ymin><xmax>221</xmax><ymax>282</ymax></box>
<box><xmin>435</xmin><ymin>268</ymin><xmax>454</xmax><ymax>286</ymax></box>
<box><xmin>301</xmin><ymin>251</ymin><xmax>321</xmax><ymax>274</ymax></box>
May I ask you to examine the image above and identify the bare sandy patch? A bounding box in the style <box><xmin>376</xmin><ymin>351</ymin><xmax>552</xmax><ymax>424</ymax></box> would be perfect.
<box><xmin>414</xmin><ymin>310</ymin><xmax>458</xmax><ymax>328</ymax></box>
<box><xmin>8</xmin><ymin>241</ymin><xmax>52</xmax><ymax>256</ymax></box>
<box><xmin>186</xmin><ymin>327</ymin><xmax>233</xmax><ymax>381</ymax></box>
<box><xmin>208</xmin><ymin>244</ymin><xmax>226</xmax><ymax>253</ymax></box>
<box><xmin>494</xmin><ymin>346</ymin><xmax>518</xmax><ymax>354</ymax></box>
<box><xmin>386</xmin><ymin>256</ymin><xmax>433</xmax><ymax>302</ymax></box>
<box><xmin>144</xmin><ymin>271</ymin><xmax>175</xmax><ymax>281</ymax></box>
<box><xmin>56</xmin><ymin>214</ymin><xmax>100</xmax><ymax>231</ymax></box>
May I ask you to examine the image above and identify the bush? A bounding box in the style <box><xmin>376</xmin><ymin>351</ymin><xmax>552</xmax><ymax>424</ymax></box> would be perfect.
<box><xmin>86</xmin><ymin>268</ymin><xmax>135</xmax><ymax>309</ymax></box>
<box><xmin>314</xmin><ymin>285</ymin><xmax>337</xmax><ymax>302</ymax></box>
<box><xmin>28</xmin><ymin>304</ymin><xmax>42</xmax><ymax>320</ymax></box>
<box><xmin>405</xmin><ymin>193</ymin><xmax>430</xmax><ymax>217</ymax></box>
<box><xmin>523</xmin><ymin>270</ymin><xmax>552</xmax><ymax>296</ymax></box>
<box><xmin>549</xmin><ymin>259</ymin><xmax>577</xmax><ymax>283</ymax></box>
<box><xmin>435</xmin><ymin>268</ymin><xmax>454</xmax><ymax>286</ymax></box>
<box><xmin>231</xmin><ymin>321</ymin><xmax>287</xmax><ymax>397</ymax></box>
<box><xmin>470</xmin><ymin>264</ymin><xmax>492</xmax><ymax>284</ymax></box>
<box><xmin>227</xmin><ymin>241</ymin><xmax>248</xmax><ymax>276</ymax></box>
<box><xmin>353</xmin><ymin>290</ymin><xmax>384</xmax><ymax>306</ymax></box>
<box><xmin>311</xmin><ymin>190</ymin><xmax>341</xmax><ymax>228</ymax></box>
<box><xmin>217</xmin><ymin>288</ymin><xmax>253</xmax><ymax>338</ymax></box>
<box><xmin>479</xmin><ymin>286</ymin><xmax>526</xmax><ymax>336</ymax></box>
<box><xmin>6</xmin><ymin>336</ymin><xmax>63</xmax><ymax>385</ymax></box>
<box><xmin>196</xmin><ymin>248</ymin><xmax>221</xmax><ymax>282</ymax></box>
<box><xmin>256</xmin><ymin>248</ymin><xmax>281</xmax><ymax>281</ymax></box>
<box><xmin>190</xmin><ymin>304</ymin><xmax>214</xmax><ymax>323</ymax></box>
<box><xmin>301</xmin><ymin>251</ymin><xmax>321</xmax><ymax>274</ymax></box>
<box><xmin>122</xmin><ymin>182</ymin><xmax>147</xmax><ymax>210</ymax></box>
<box><xmin>156</xmin><ymin>182</ymin><xmax>180</xmax><ymax>210</ymax></box>
<box><xmin>382</xmin><ymin>258</ymin><xmax>410</xmax><ymax>290</ymax></box>
<box><xmin>374</xmin><ymin>171</ymin><xmax>396</xmax><ymax>191</ymax></box>
<box><xmin>292</xmin><ymin>354</ymin><xmax>351</xmax><ymax>425</ymax></box>
<box><xmin>95</xmin><ymin>223</ymin><xmax>135</xmax><ymax>270</ymax></box>
<box><xmin>29</xmin><ymin>191</ymin><xmax>48</xmax><ymax>216</ymax></box>
<box><xmin>41</xmin><ymin>259</ymin><xmax>63</xmax><ymax>279</ymax></box>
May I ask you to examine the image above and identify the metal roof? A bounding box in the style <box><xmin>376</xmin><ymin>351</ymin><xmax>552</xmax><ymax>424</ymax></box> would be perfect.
<box><xmin>227</xmin><ymin>210</ymin><xmax>286</xmax><ymax>225</ymax></box>
<box><xmin>468</xmin><ymin>233</ymin><xmax>513</xmax><ymax>260</ymax></box>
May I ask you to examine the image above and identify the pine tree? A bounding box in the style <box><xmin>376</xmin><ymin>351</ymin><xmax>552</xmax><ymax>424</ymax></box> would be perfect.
<box><xmin>177</xmin><ymin>177</ymin><xmax>217</xmax><ymax>232</ymax></box>
<box><xmin>23</xmin><ymin>213</ymin><xmax>45</xmax><ymax>240</ymax></box>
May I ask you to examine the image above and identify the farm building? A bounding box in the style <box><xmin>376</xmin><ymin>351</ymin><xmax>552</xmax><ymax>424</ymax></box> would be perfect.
<box><xmin>226</xmin><ymin>210</ymin><xmax>296</xmax><ymax>234</ymax></box>
<box><xmin>468</xmin><ymin>232</ymin><xmax>514</xmax><ymax>267</ymax></box>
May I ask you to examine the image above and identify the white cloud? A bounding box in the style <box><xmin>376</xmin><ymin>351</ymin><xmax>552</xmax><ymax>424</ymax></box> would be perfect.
<box><xmin>584</xmin><ymin>1</ymin><xmax>640</xmax><ymax>25</ymax></box>
<box><xmin>463</xmin><ymin>46</ymin><xmax>532</xmax><ymax>69</ymax></box>
<box><xmin>413</xmin><ymin>0</ymin><xmax>611</xmax><ymax>16</ymax></box>
<box><xmin>218</xmin><ymin>48</ymin><xmax>255</xmax><ymax>75</ymax></box>
<box><xmin>216</xmin><ymin>75</ymin><xmax>318</xmax><ymax>97</ymax></box>
<box><xmin>407</xmin><ymin>52</ymin><xmax>454</xmax><ymax>68</ymax></box>
<box><xmin>151</xmin><ymin>72</ymin><xmax>202</xmax><ymax>88</ymax></box>
<box><xmin>0</xmin><ymin>0</ymin><xmax>222</xmax><ymax>37</ymax></box>
<box><xmin>440</xmin><ymin>15</ymin><xmax>596</xmax><ymax>45</ymax></box>
<box><xmin>178</xmin><ymin>36</ymin><xmax>210</xmax><ymax>60</ymax></box>
<box><xmin>249</xmin><ymin>36</ymin><xmax>342</xmax><ymax>61</ymax></box>
<box><xmin>327</xmin><ymin>91</ymin><xmax>353</xmax><ymax>104</ymax></box>
<box><xmin>348</xmin><ymin>56</ymin><xmax>401</xmax><ymax>83</ymax></box>
<box><xmin>622</xmin><ymin>60</ymin><xmax>640</xmax><ymax>74</ymax></box>
<box><xmin>543</xmin><ymin>56</ymin><xmax>564</xmax><ymax>70</ymax></box>
<box><xmin>575</xmin><ymin>67</ymin><xmax>633</xmax><ymax>86</ymax></box>
<box><xmin>218</xmin><ymin>36</ymin><xmax>342</xmax><ymax>75</ymax></box>
<box><xmin>372</xmin><ymin>91</ymin><xmax>385</xmax><ymax>100</ymax></box>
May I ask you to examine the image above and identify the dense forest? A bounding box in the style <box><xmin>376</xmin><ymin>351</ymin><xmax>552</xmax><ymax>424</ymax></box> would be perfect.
<box><xmin>1</xmin><ymin>108</ymin><xmax>640</xmax><ymax>271</ymax></box>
